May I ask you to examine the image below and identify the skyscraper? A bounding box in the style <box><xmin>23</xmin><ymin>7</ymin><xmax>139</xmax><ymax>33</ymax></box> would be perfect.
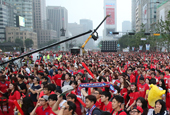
<box><xmin>4</xmin><ymin>0</ymin><xmax>33</xmax><ymax>31</ymax></box>
<box><xmin>103</xmin><ymin>0</ymin><xmax>117</xmax><ymax>40</ymax></box>
<box><xmin>33</xmin><ymin>0</ymin><xmax>58</xmax><ymax>46</ymax></box>
<box><xmin>80</xmin><ymin>19</ymin><xmax>94</xmax><ymax>49</ymax></box>
<box><xmin>0</xmin><ymin>1</ymin><xmax>17</xmax><ymax>42</ymax></box>
<box><xmin>46</xmin><ymin>6</ymin><xmax>68</xmax><ymax>38</ymax></box>
<box><xmin>131</xmin><ymin>0</ymin><xmax>136</xmax><ymax>31</ymax></box>
<box><xmin>122</xmin><ymin>21</ymin><xmax>131</xmax><ymax>34</ymax></box>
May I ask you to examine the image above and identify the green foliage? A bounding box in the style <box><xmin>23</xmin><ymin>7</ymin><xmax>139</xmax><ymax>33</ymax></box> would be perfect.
<box><xmin>15</xmin><ymin>38</ymin><xmax>23</xmax><ymax>47</ymax></box>
<box><xmin>25</xmin><ymin>38</ymin><xmax>34</xmax><ymax>48</ymax></box>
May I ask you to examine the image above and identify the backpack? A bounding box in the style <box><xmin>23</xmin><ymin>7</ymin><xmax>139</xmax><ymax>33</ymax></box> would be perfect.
<box><xmin>92</xmin><ymin>107</ymin><xmax>103</xmax><ymax>115</ymax></box>
<box><xmin>111</xmin><ymin>109</ymin><xmax>124</xmax><ymax>115</ymax></box>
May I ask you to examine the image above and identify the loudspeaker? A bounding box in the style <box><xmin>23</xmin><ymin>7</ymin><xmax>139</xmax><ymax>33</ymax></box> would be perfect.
<box><xmin>101</xmin><ymin>41</ymin><xmax>117</xmax><ymax>52</ymax></box>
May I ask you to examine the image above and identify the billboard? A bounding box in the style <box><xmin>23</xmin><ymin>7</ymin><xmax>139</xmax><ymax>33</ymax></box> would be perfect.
<box><xmin>143</xmin><ymin>4</ymin><xmax>147</xmax><ymax>24</ymax></box>
<box><xmin>16</xmin><ymin>16</ymin><xmax>25</xmax><ymax>27</ymax></box>
<box><xmin>106</xmin><ymin>8</ymin><xmax>115</xmax><ymax>25</ymax></box>
<box><xmin>159</xmin><ymin>8</ymin><xmax>165</xmax><ymax>21</ymax></box>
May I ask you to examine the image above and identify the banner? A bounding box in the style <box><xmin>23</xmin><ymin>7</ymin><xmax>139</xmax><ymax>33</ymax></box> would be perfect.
<box><xmin>146</xmin><ymin>44</ymin><xmax>150</xmax><ymax>51</ymax></box>
<box><xmin>143</xmin><ymin>4</ymin><xmax>147</xmax><ymax>24</ymax></box>
<box><xmin>132</xmin><ymin>47</ymin><xmax>135</xmax><ymax>51</ymax></box>
<box><xmin>79</xmin><ymin>82</ymin><xmax>116</xmax><ymax>92</ymax></box>
<box><xmin>106</xmin><ymin>8</ymin><xmax>115</xmax><ymax>25</ymax></box>
<box><xmin>139</xmin><ymin>45</ymin><xmax>143</xmax><ymax>50</ymax></box>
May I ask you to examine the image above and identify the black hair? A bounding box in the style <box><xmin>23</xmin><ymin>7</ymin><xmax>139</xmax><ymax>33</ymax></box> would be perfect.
<box><xmin>165</xmin><ymin>69</ymin><xmax>170</xmax><ymax>73</ymax></box>
<box><xmin>155</xmin><ymin>99</ymin><xmax>167</xmax><ymax>114</ymax></box>
<box><xmin>158</xmin><ymin>79</ymin><xmax>166</xmax><ymax>91</ymax></box>
<box><xmin>99</xmin><ymin>76</ymin><xmax>107</xmax><ymax>82</ymax></box>
<box><xmin>66</xmin><ymin>73</ymin><xmax>72</xmax><ymax>78</ymax></box>
<box><xmin>67</xmin><ymin>101</ymin><xmax>76</xmax><ymax>115</ymax></box>
<box><xmin>18</xmin><ymin>74</ymin><xmax>24</xmax><ymax>79</ymax></box>
<box><xmin>38</xmin><ymin>72</ymin><xmax>44</xmax><ymax>76</ymax></box>
<box><xmin>67</xmin><ymin>94</ymin><xmax>77</xmax><ymax>102</ymax></box>
<box><xmin>49</xmin><ymin>84</ymin><xmax>56</xmax><ymax>92</ymax></box>
<box><xmin>28</xmin><ymin>76</ymin><xmax>34</xmax><ymax>80</ymax></box>
<box><xmin>112</xmin><ymin>95</ymin><xmax>124</xmax><ymax>104</ymax></box>
<box><xmin>85</xmin><ymin>95</ymin><xmax>97</xmax><ymax>104</ymax></box>
<box><xmin>101</xmin><ymin>91</ymin><xmax>111</xmax><ymax>100</ymax></box>
<box><xmin>42</xmin><ymin>76</ymin><xmax>48</xmax><ymax>81</ymax></box>
<box><xmin>160</xmin><ymin>72</ymin><xmax>165</xmax><ymax>76</ymax></box>
<box><xmin>69</xmin><ymin>81</ymin><xmax>78</xmax><ymax>86</ymax></box>
<box><xmin>43</xmin><ymin>84</ymin><xmax>52</xmax><ymax>92</ymax></box>
<box><xmin>136</xmin><ymin>97</ymin><xmax>148</xmax><ymax>115</ymax></box>
<box><xmin>113</xmin><ymin>85</ymin><xmax>121</xmax><ymax>93</ymax></box>
<box><xmin>9</xmin><ymin>82</ymin><xmax>19</xmax><ymax>96</ymax></box>
<box><xmin>22</xmin><ymin>96</ymin><xmax>34</xmax><ymax>115</ymax></box>
<box><xmin>150</xmin><ymin>78</ymin><xmax>156</xmax><ymax>85</ymax></box>
<box><xmin>101</xmin><ymin>112</ymin><xmax>111</xmax><ymax>115</ymax></box>
<box><xmin>48</xmin><ymin>94</ymin><xmax>58</xmax><ymax>101</ymax></box>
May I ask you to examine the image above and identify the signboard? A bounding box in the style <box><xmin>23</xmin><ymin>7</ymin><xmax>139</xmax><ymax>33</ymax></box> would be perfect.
<box><xmin>143</xmin><ymin>4</ymin><xmax>147</xmax><ymax>24</ymax></box>
<box><xmin>139</xmin><ymin>45</ymin><xmax>143</xmax><ymax>50</ymax></box>
<box><xmin>106</xmin><ymin>8</ymin><xmax>115</xmax><ymax>25</ymax></box>
<box><xmin>19</xmin><ymin>16</ymin><xmax>25</xmax><ymax>27</ymax></box>
<box><xmin>141</xmin><ymin>38</ymin><xmax>146</xmax><ymax>41</ymax></box>
<box><xmin>146</xmin><ymin>44</ymin><xmax>150</xmax><ymax>51</ymax></box>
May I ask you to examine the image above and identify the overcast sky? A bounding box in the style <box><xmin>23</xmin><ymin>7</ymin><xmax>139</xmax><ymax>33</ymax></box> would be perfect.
<box><xmin>46</xmin><ymin>0</ymin><xmax>132</xmax><ymax>36</ymax></box>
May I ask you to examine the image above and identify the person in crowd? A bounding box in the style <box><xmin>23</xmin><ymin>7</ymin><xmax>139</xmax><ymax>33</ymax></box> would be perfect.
<box><xmin>17</xmin><ymin>74</ymin><xmax>27</xmax><ymax>94</ymax></box>
<box><xmin>138</xmin><ymin>77</ymin><xmax>149</xmax><ymax>99</ymax></box>
<box><xmin>30</xmin><ymin>95</ymin><xmax>51</xmax><ymax>115</ymax></box>
<box><xmin>22</xmin><ymin>96</ymin><xmax>35</xmax><ymax>115</ymax></box>
<box><xmin>129</xmin><ymin>106</ymin><xmax>144</xmax><ymax>115</ymax></box>
<box><xmin>126</xmin><ymin>83</ymin><xmax>139</xmax><ymax>111</ymax></box>
<box><xmin>85</xmin><ymin>95</ymin><xmax>102</xmax><ymax>115</ymax></box>
<box><xmin>0</xmin><ymin>96</ymin><xmax>15</xmax><ymax>115</ymax></box>
<box><xmin>28</xmin><ymin>77</ymin><xmax>41</xmax><ymax>105</ymax></box>
<box><xmin>152</xmin><ymin>99</ymin><xmax>168</xmax><ymax>115</ymax></box>
<box><xmin>62</xmin><ymin>73</ymin><xmax>71</xmax><ymax>87</ymax></box>
<box><xmin>48</xmin><ymin>94</ymin><xmax>58</xmax><ymax>115</ymax></box>
<box><xmin>136</xmin><ymin>97</ymin><xmax>148</xmax><ymax>115</ymax></box>
<box><xmin>101</xmin><ymin>91</ymin><xmax>113</xmax><ymax>113</ymax></box>
<box><xmin>111</xmin><ymin>95</ymin><xmax>127</xmax><ymax>115</ymax></box>
<box><xmin>8</xmin><ymin>82</ymin><xmax>21</xmax><ymax>102</ymax></box>
<box><xmin>0</xmin><ymin>75</ymin><xmax>10</xmax><ymax>97</ymax></box>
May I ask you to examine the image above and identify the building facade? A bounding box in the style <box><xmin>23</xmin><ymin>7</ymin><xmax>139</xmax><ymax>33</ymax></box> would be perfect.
<box><xmin>46</xmin><ymin>6</ymin><xmax>68</xmax><ymax>38</ymax></box>
<box><xmin>0</xmin><ymin>1</ymin><xmax>17</xmax><ymax>42</ymax></box>
<box><xmin>80</xmin><ymin>19</ymin><xmax>94</xmax><ymax>49</ymax></box>
<box><xmin>157</xmin><ymin>0</ymin><xmax>170</xmax><ymax>22</ymax></box>
<box><xmin>6</xmin><ymin>27</ymin><xmax>37</xmax><ymax>49</ymax></box>
<box><xmin>122</xmin><ymin>21</ymin><xmax>131</xmax><ymax>34</ymax></box>
<box><xmin>131</xmin><ymin>0</ymin><xmax>136</xmax><ymax>31</ymax></box>
<box><xmin>103</xmin><ymin>0</ymin><xmax>117</xmax><ymax>40</ymax></box>
<box><xmin>4</xmin><ymin>0</ymin><xmax>33</xmax><ymax>31</ymax></box>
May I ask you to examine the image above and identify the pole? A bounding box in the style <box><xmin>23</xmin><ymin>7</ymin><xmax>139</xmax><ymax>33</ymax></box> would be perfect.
<box><xmin>0</xmin><ymin>30</ymin><xmax>92</xmax><ymax>66</ymax></box>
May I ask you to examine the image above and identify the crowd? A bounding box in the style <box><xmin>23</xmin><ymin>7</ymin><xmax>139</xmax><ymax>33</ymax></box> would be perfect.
<box><xmin>0</xmin><ymin>52</ymin><xmax>170</xmax><ymax>115</ymax></box>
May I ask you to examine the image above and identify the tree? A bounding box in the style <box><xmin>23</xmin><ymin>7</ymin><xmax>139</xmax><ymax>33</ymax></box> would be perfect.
<box><xmin>15</xmin><ymin>38</ymin><xmax>23</xmax><ymax>47</ymax></box>
<box><xmin>25</xmin><ymin>38</ymin><xmax>34</xmax><ymax>49</ymax></box>
<box><xmin>155</xmin><ymin>11</ymin><xmax>170</xmax><ymax>52</ymax></box>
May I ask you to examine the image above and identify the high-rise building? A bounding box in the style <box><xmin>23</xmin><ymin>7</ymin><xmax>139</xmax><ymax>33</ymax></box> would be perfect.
<box><xmin>103</xmin><ymin>0</ymin><xmax>117</xmax><ymax>40</ymax></box>
<box><xmin>4</xmin><ymin>0</ymin><xmax>33</xmax><ymax>31</ymax></box>
<box><xmin>33</xmin><ymin>0</ymin><xmax>46</xmax><ymax>30</ymax></box>
<box><xmin>33</xmin><ymin>0</ymin><xmax>58</xmax><ymax>47</ymax></box>
<box><xmin>80</xmin><ymin>19</ymin><xmax>94</xmax><ymax>49</ymax></box>
<box><xmin>122</xmin><ymin>21</ymin><xmax>131</xmax><ymax>34</ymax></box>
<box><xmin>0</xmin><ymin>1</ymin><xmax>17</xmax><ymax>42</ymax></box>
<box><xmin>46</xmin><ymin>6</ymin><xmax>68</xmax><ymax>38</ymax></box>
<box><xmin>131</xmin><ymin>0</ymin><xmax>136</xmax><ymax>31</ymax></box>
<box><xmin>132</xmin><ymin>0</ymin><xmax>167</xmax><ymax>32</ymax></box>
<box><xmin>157</xmin><ymin>0</ymin><xmax>170</xmax><ymax>23</ymax></box>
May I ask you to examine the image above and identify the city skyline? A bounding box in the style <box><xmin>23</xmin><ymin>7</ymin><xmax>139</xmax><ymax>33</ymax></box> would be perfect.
<box><xmin>46</xmin><ymin>0</ymin><xmax>132</xmax><ymax>36</ymax></box>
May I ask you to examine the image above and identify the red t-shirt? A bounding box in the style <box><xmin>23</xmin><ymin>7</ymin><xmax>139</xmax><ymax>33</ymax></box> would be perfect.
<box><xmin>39</xmin><ymin>91</ymin><xmax>55</xmax><ymax>98</ymax></box>
<box><xmin>35</xmin><ymin>105</ymin><xmax>52</xmax><ymax>115</ymax></box>
<box><xmin>95</xmin><ymin>99</ymin><xmax>104</xmax><ymax>110</ymax></box>
<box><xmin>120</xmin><ymin>88</ymin><xmax>128</xmax><ymax>96</ymax></box>
<box><xmin>138</xmin><ymin>83</ymin><xmax>149</xmax><ymax>98</ymax></box>
<box><xmin>112</xmin><ymin>109</ymin><xmax>127</xmax><ymax>115</ymax></box>
<box><xmin>9</xmin><ymin>90</ymin><xmax>21</xmax><ymax>101</ymax></box>
<box><xmin>129</xmin><ymin>92</ymin><xmax>139</xmax><ymax>106</ymax></box>
<box><xmin>0</xmin><ymin>81</ymin><xmax>10</xmax><ymax>96</ymax></box>
<box><xmin>130</xmin><ymin>74</ymin><xmax>136</xmax><ymax>83</ymax></box>
<box><xmin>53</xmin><ymin>74</ymin><xmax>62</xmax><ymax>86</ymax></box>
<box><xmin>0</xmin><ymin>100</ymin><xmax>15</xmax><ymax>115</ymax></box>
<box><xmin>102</xmin><ymin>101</ymin><xmax>113</xmax><ymax>113</ymax></box>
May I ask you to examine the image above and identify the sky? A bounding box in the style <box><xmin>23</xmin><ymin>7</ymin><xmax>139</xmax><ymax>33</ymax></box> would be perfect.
<box><xmin>46</xmin><ymin>0</ymin><xmax>132</xmax><ymax>36</ymax></box>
